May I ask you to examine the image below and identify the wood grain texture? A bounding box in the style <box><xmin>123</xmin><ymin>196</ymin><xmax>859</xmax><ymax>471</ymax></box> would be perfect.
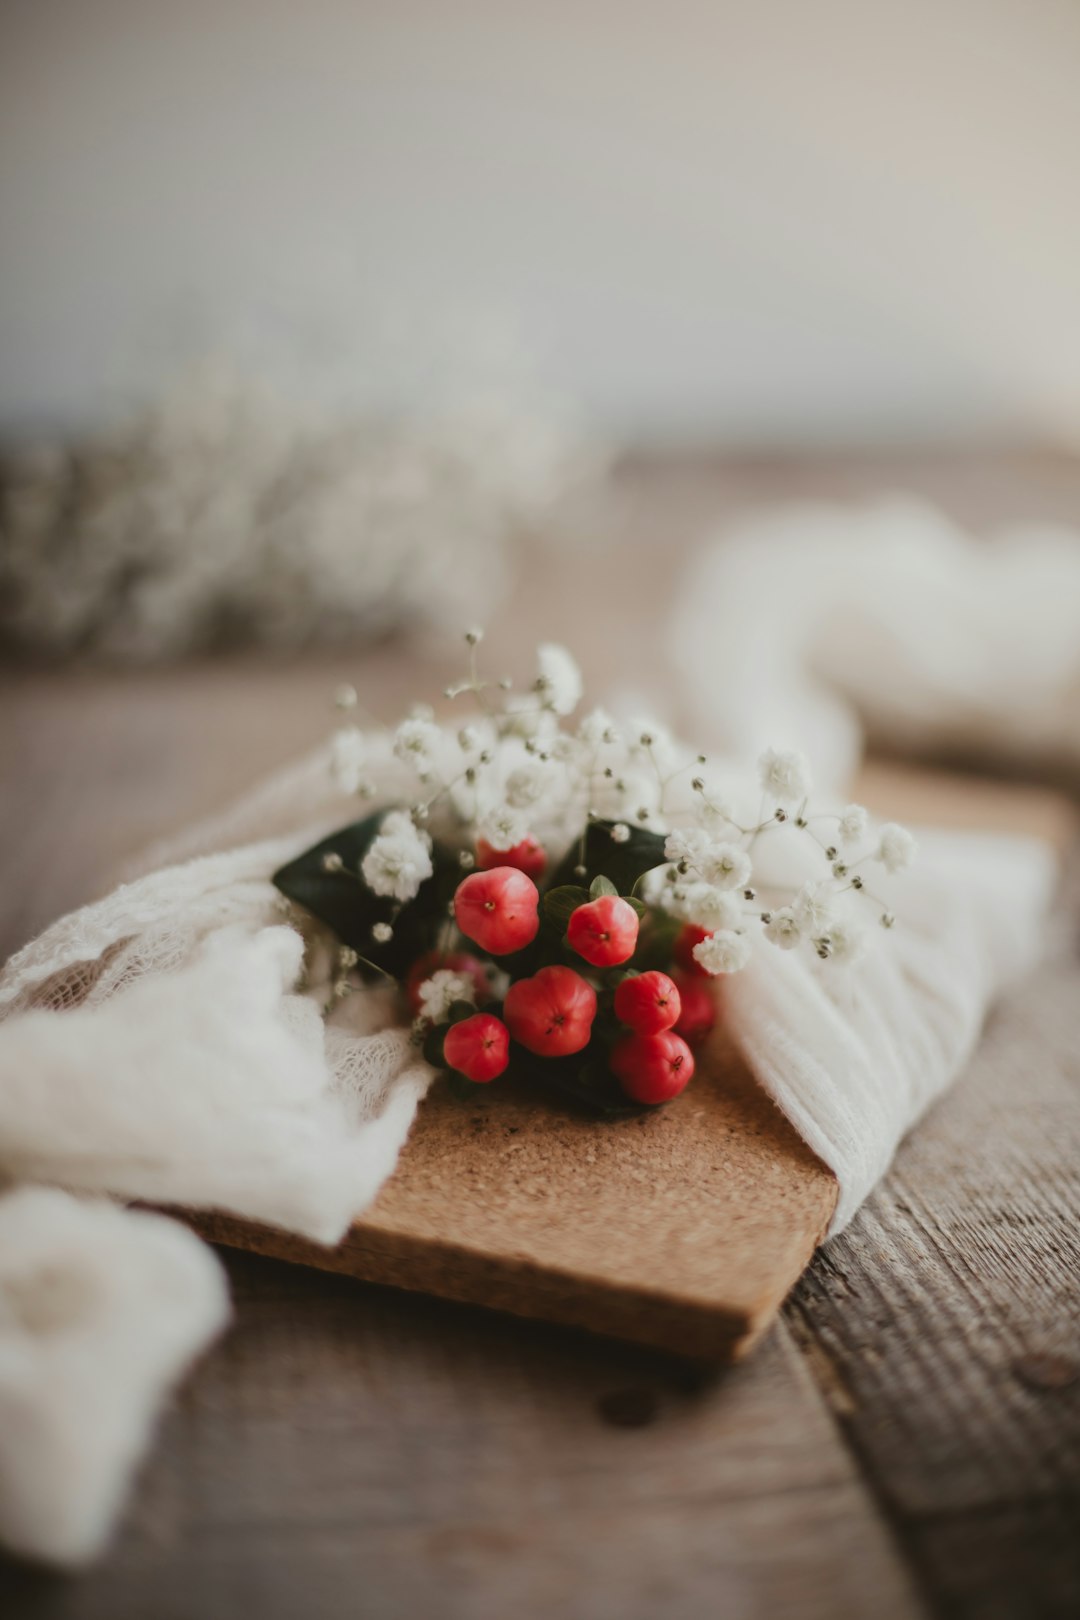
<box><xmin>787</xmin><ymin>862</ymin><xmax>1080</xmax><ymax>1617</ymax></box>
<box><xmin>3</xmin><ymin>449</ymin><xmax>1080</xmax><ymax>1616</ymax></box>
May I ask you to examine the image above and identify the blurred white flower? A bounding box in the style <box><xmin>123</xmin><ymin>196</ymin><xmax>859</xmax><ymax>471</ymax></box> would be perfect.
<box><xmin>837</xmin><ymin>803</ymin><xmax>869</xmax><ymax>846</ymax></box>
<box><xmin>793</xmin><ymin>881</ymin><xmax>836</xmax><ymax>937</ymax></box>
<box><xmin>361</xmin><ymin>814</ymin><xmax>433</xmax><ymax>902</ymax></box>
<box><xmin>477</xmin><ymin>805</ymin><xmax>529</xmax><ymax>852</ymax></box>
<box><xmin>758</xmin><ymin>747</ymin><xmax>812</xmax><ymax>804</ymax></box>
<box><xmin>393</xmin><ymin>718</ymin><xmax>443</xmax><ymax>770</ymax></box>
<box><xmin>535</xmin><ymin>643</ymin><xmax>583</xmax><ymax>715</ymax></box>
<box><xmin>578</xmin><ymin>707</ymin><xmax>620</xmax><ymax>748</ymax></box>
<box><xmin>698</xmin><ymin>843</ymin><xmax>752</xmax><ymax>892</ymax></box>
<box><xmin>876</xmin><ymin>823</ymin><xmax>917</xmax><ymax>874</ymax></box>
<box><xmin>417</xmin><ymin>970</ymin><xmax>476</xmax><ymax>1023</ymax></box>
<box><xmin>693</xmin><ymin>929</ymin><xmax>751</xmax><ymax>975</ymax></box>
<box><xmin>764</xmin><ymin>907</ymin><xmax>803</xmax><ymax>950</ymax></box>
<box><xmin>672</xmin><ymin>883</ymin><xmax>743</xmax><ymax>933</ymax></box>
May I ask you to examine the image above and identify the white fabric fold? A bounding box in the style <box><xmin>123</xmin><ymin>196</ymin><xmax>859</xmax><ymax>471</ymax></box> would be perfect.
<box><xmin>724</xmin><ymin>828</ymin><xmax>1056</xmax><ymax>1232</ymax></box>
<box><xmin>0</xmin><ymin>1188</ymin><xmax>229</xmax><ymax>1566</ymax></box>
<box><xmin>670</xmin><ymin>497</ymin><xmax>1080</xmax><ymax>790</ymax></box>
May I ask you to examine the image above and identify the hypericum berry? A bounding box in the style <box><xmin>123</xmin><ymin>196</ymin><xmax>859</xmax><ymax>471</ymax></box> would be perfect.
<box><xmin>443</xmin><ymin>1013</ymin><xmax>510</xmax><ymax>1083</ymax></box>
<box><xmin>454</xmin><ymin>867</ymin><xmax>540</xmax><ymax>955</ymax></box>
<box><xmin>674</xmin><ymin>924</ymin><xmax>711</xmax><ymax>977</ymax></box>
<box><xmin>404</xmin><ymin>950</ymin><xmax>490</xmax><ymax>1015</ymax></box>
<box><xmin>476</xmin><ymin>834</ymin><xmax>547</xmax><ymax>880</ymax></box>
<box><xmin>610</xmin><ymin>1030</ymin><xmax>695</xmax><ymax>1105</ymax></box>
<box><xmin>566</xmin><ymin>895</ymin><xmax>639</xmax><ymax>967</ymax></box>
<box><xmin>504</xmin><ymin>965</ymin><xmax>597</xmax><ymax>1058</ymax></box>
<box><xmin>673</xmin><ymin>975</ymin><xmax>716</xmax><ymax>1044</ymax></box>
<box><xmin>614</xmin><ymin>971</ymin><xmax>681</xmax><ymax>1035</ymax></box>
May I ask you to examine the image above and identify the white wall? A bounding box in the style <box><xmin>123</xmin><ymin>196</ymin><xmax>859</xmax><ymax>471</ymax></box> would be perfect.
<box><xmin>2</xmin><ymin>0</ymin><xmax>1080</xmax><ymax>445</ymax></box>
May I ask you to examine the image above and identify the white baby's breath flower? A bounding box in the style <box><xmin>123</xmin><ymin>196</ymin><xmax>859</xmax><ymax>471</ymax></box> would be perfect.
<box><xmin>664</xmin><ymin>828</ymin><xmax>711</xmax><ymax>868</ymax></box>
<box><xmin>758</xmin><ymin>747</ymin><xmax>813</xmax><ymax>805</ymax></box>
<box><xmin>764</xmin><ymin>907</ymin><xmax>803</xmax><ymax>951</ymax></box>
<box><xmin>823</xmin><ymin>914</ymin><xmax>868</xmax><ymax>966</ymax></box>
<box><xmin>792</xmin><ymin>881</ymin><xmax>836</xmax><ymax>937</ymax></box>
<box><xmin>698</xmin><ymin>843</ymin><xmax>752</xmax><ymax>892</ymax></box>
<box><xmin>477</xmin><ymin>804</ymin><xmax>529</xmax><ymax>852</ymax></box>
<box><xmin>610</xmin><ymin>823</ymin><xmax>631</xmax><ymax>844</ymax></box>
<box><xmin>837</xmin><ymin>803</ymin><xmax>869</xmax><ymax>846</ymax></box>
<box><xmin>697</xmin><ymin>797</ymin><xmax>737</xmax><ymax>834</ymax></box>
<box><xmin>372</xmin><ymin>921</ymin><xmax>393</xmax><ymax>943</ymax></box>
<box><xmin>578</xmin><ymin>707</ymin><xmax>620</xmax><ymax>748</ymax></box>
<box><xmin>417</xmin><ymin>970</ymin><xmax>475</xmax><ymax>1023</ymax></box>
<box><xmin>393</xmin><ymin>716</ymin><xmax>443</xmax><ymax>770</ymax></box>
<box><xmin>361</xmin><ymin>814</ymin><xmax>434</xmax><ymax>902</ymax></box>
<box><xmin>693</xmin><ymin>929</ymin><xmax>751</xmax><ymax>976</ymax></box>
<box><xmin>330</xmin><ymin>727</ymin><xmax>367</xmax><ymax>794</ymax></box>
<box><xmin>876</xmin><ymin>822</ymin><xmax>917</xmax><ymax>874</ymax></box>
<box><xmin>673</xmin><ymin>883</ymin><xmax>743</xmax><ymax>933</ymax></box>
<box><xmin>535</xmin><ymin>643</ymin><xmax>583</xmax><ymax>715</ymax></box>
<box><xmin>504</xmin><ymin>763</ymin><xmax>549</xmax><ymax>809</ymax></box>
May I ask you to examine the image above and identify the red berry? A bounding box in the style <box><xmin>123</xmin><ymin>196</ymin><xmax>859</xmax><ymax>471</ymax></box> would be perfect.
<box><xmin>476</xmin><ymin>834</ymin><xmax>547</xmax><ymax>880</ymax></box>
<box><xmin>673</xmin><ymin>975</ymin><xmax>716</xmax><ymax>1044</ymax></box>
<box><xmin>504</xmin><ymin>965</ymin><xmax>597</xmax><ymax>1058</ymax></box>
<box><xmin>614</xmin><ymin>971</ymin><xmax>681</xmax><ymax>1035</ymax></box>
<box><xmin>443</xmin><ymin>1013</ymin><xmax>510</xmax><ymax>1083</ymax></box>
<box><xmin>674</xmin><ymin>924</ymin><xmax>711</xmax><ymax>977</ymax></box>
<box><xmin>566</xmin><ymin>895</ymin><xmax>639</xmax><ymax>968</ymax></box>
<box><xmin>405</xmin><ymin>950</ymin><xmax>490</xmax><ymax>1015</ymax></box>
<box><xmin>610</xmin><ymin>1030</ymin><xmax>695</xmax><ymax>1105</ymax></box>
<box><xmin>454</xmin><ymin>867</ymin><xmax>540</xmax><ymax>955</ymax></box>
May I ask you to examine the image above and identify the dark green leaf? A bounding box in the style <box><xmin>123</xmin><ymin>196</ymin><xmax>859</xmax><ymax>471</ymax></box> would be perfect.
<box><xmin>272</xmin><ymin>810</ymin><xmax>460</xmax><ymax>979</ymax></box>
<box><xmin>541</xmin><ymin>884</ymin><xmax>590</xmax><ymax>931</ymax></box>
<box><xmin>550</xmin><ymin>820</ymin><xmax>667</xmax><ymax>895</ymax></box>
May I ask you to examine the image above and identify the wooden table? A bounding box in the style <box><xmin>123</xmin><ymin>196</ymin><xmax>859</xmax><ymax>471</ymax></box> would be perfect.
<box><xmin>2</xmin><ymin>452</ymin><xmax>1079</xmax><ymax>1619</ymax></box>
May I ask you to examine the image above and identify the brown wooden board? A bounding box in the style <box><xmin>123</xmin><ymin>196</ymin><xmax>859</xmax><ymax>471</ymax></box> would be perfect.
<box><xmin>183</xmin><ymin>767</ymin><xmax>1076</xmax><ymax>1363</ymax></box>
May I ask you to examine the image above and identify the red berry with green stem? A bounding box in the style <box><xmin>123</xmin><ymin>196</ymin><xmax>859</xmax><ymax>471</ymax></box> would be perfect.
<box><xmin>609</xmin><ymin>1030</ymin><xmax>696</xmax><ymax>1105</ymax></box>
<box><xmin>566</xmin><ymin>895</ymin><xmax>639</xmax><ymax>968</ymax></box>
<box><xmin>614</xmin><ymin>971</ymin><xmax>681</xmax><ymax>1035</ymax></box>
<box><xmin>454</xmin><ymin>867</ymin><xmax>540</xmax><ymax>955</ymax></box>
<box><xmin>443</xmin><ymin>1013</ymin><xmax>510</xmax><ymax>1083</ymax></box>
<box><xmin>503</xmin><ymin>965</ymin><xmax>597</xmax><ymax>1058</ymax></box>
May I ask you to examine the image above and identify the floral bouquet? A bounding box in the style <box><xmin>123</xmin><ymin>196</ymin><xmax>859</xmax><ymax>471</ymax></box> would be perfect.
<box><xmin>274</xmin><ymin>635</ymin><xmax>915</xmax><ymax>1112</ymax></box>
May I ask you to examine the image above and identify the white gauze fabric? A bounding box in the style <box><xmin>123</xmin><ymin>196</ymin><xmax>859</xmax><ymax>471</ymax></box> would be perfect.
<box><xmin>0</xmin><ymin>1187</ymin><xmax>229</xmax><ymax>1566</ymax></box>
<box><xmin>669</xmin><ymin>497</ymin><xmax>1080</xmax><ymax>790</ymax></box>
<box><xmin>723</xmin><ymin>828</ymin><xmax>1056</xmax><ymax>1232</ymax></box>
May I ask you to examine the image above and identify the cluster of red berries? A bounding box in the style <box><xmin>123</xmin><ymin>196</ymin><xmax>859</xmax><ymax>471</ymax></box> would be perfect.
<box><xmin>420</xmin><ymin>856</ymin><xmax>716</xmax><ymax>1107</ymax></box>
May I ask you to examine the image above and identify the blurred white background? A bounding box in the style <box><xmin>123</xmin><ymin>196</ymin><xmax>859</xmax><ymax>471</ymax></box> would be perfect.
<box><xmin>3</xmin><ymin>0</ymin><xmax>1080</xmax><ymax>446</ymax></box>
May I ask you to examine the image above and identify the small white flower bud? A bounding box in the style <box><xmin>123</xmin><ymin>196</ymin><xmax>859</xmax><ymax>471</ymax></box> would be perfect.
<box><xmin>372</xmin><ymin>922</ymin><xmax>393</xmax><ymax>943</ymax></box>
<box><xmin>610</xmin><ymin>823</ymin><xmax>631</xmax><ymax>844</ymax></box>
<box><xmin>322</xmin><ymin>852</ymin><xmax>344</xmax><ymax>873</ymax></box>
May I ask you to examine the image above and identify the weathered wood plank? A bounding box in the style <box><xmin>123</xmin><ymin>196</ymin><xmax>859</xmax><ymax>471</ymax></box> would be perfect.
<box><xmin>786</xmin><ymin>871</ymin><xmax>1080</xmax><ymax>1615</ymax></box>
<box><xmin>0</xmin><ymin>1253</ymin><xmax>923</xmax><ymax>1620</ymax></box>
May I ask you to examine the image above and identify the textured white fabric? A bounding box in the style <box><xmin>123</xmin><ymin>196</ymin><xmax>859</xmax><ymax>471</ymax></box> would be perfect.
<box><xmin>670</xmin><ymin>497</ymin><xmax>1080</xmax><ymax>790</ymax></box>
<box><xmin>724</xmin><ymin>828</ymin><xmax>1056</xmax><ymax>1232</ymax></box>
<box><xmin>0</xmin><ymin>1188</ymin><xmax>229</xmax><ymax>1566</ymax></box>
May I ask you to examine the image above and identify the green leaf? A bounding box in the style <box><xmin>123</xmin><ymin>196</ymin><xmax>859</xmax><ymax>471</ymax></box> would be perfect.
<box><xmin>589</xmin><ymin>873</ymin><xmax>619</xmax><ymax>899</ymax></box>
<box><xmin>550</xmin><ymin>820</ymin><xmax>667</xmax><ymax>896</ymax></box>
<box><xmin>272</xmin><ymin>809</ymin><xmax>460</xmax><ymax>980</ymax></box>
<box><xmin>447</xmin><ymin>1000</ymin><xmax>477</xmax><ymax>1025</ymax></box>
<box><xmin>422</xmin><ymin>1023</ymin><xmax>447</xmax><ymax>1067</ymax></box>
<box><xmin>542</xmin><ymin>884</ymin><xmax>590</xmax><ymax>932</ymax></box>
